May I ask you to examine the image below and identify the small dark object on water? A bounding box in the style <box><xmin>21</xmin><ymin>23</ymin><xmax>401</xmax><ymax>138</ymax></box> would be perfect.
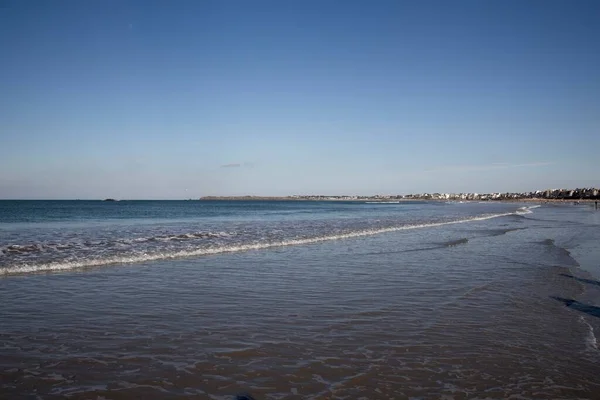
<box><xmin>103</xmin><ymin>198</ymin><xmax>116</xmax><ymax>202</ymax></box>
<box><xmin>235</xmin><ymin>394</ymin><xmax>256</xmax><ymax>400</ymax></box>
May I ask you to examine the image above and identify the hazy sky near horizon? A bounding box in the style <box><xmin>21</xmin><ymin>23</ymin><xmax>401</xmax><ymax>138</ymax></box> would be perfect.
<box><xmin>1</xmin><ymin>0</ymin><xmax>599</xmax><ymax>199</ymax></box>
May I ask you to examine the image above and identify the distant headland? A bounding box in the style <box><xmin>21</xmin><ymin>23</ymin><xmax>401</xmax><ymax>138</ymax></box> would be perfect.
<box><xmin>199</xmin><ymin>188</ymin><xmax>599</xmax><ymax>202</ymax></box>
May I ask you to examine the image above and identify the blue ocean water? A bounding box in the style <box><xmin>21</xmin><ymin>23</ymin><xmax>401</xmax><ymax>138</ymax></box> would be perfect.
<box><xmin>0</xmin><ymin>200</ymin><xmax>520</xmax><ymax>275</ymax></box>
<box><xmin>1</xmin><ymin>200</ymin><xmax>600</xmax><ymax>399</ymax></box>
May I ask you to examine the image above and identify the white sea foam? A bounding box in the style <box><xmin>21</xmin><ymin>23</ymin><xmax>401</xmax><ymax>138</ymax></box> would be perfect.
<box><xmin>516</xmin><ymin>205</ymin><xmax>541</xmax><ymax>215</ymax></box>
<box><xmin>0</xmin><ymin>212</ymin><xmax>517</xmax><ymax>276</ymax></box>
<box><xmin>1</xmin><ymin>231</ymin><xmax>230</xmax><ymax>254</ymax></box>
<box><xmin>579</xmin><ymin>315</ymin><xmax>598</xmax><ymax>352</ymax></box>
<box><xmin>125</xmin><ymin>231</ymin><xmax>227</xmax><ymax>243</ymax></box>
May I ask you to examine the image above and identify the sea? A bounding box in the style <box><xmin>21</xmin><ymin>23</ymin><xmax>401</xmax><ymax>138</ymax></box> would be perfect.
<box><xmin>1</xmin><ymin>200</ymin><xmax>599</xmax><ymax>399</ymax></box>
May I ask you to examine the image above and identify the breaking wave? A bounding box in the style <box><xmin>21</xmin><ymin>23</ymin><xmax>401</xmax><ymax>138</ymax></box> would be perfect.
<box><xmin>515</xmin><ymin>204</ymin><xmax>542</xmax><ymax>215</ymax></box>
<box><xmin>1</xmin><ymin>232</ymin><xmax>231</xmax><ymax>256</ymax></box>
<box><xmin>0</xmin><ymin>212</ymin><xmax>522</xmax><ymax>276</ymax></box>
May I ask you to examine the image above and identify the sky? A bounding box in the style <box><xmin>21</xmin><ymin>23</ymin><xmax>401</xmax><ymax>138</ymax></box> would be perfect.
<box><xmin>1</xmin><ymin>0</ymin><xmax>599</xmax><ymax>199</ymax></box>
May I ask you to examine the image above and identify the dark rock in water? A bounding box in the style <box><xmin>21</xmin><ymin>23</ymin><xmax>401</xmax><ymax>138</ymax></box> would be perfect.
<box><xmin>103</xmin><ymin>198</ymin><xmax>117</xmax><ymax>202</ymax></box>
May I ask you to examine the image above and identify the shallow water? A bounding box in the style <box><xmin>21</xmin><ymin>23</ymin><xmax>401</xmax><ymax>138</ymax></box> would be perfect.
<box><xmin>0</xmin><ymin>200</ymin><xmax>519</xmax><ymax>275</ymax></box>
<box><xmin>1</xmin><ymin>201</ymin><xmax>599</xmax><ymax>399</ymax></box>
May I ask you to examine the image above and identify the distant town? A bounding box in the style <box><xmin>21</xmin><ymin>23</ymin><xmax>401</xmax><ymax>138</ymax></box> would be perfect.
<box><xmin>200</xmin><ymin>188</ymin><xmax>600</xmax><ymax>202</ymax></box>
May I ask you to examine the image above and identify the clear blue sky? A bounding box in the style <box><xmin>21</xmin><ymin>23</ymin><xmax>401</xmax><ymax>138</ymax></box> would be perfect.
<box><xmin>1</xmin><ymin>0</ymin><xmax>599</xmax><ymax>199</ymax></box>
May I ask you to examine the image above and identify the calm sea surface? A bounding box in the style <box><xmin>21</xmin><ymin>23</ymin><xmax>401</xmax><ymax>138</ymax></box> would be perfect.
<box><xmin>1</xmin><ymin>200</ymin><xmax>600</xmax><ymax>399</ymax></box>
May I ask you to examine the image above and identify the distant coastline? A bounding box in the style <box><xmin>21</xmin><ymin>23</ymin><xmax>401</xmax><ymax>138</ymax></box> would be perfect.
<box><xmin>199</xmin><ymin>188</ymin><xmax>599</xmax><ymax>202</ymax></box>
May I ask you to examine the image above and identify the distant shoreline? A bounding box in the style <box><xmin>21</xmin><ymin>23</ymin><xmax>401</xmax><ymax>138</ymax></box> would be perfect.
<box><xmin>198</xmin><ymin>188</ymin><xmax>598</xmax><ymax>202</ymax></box>
<box><xmin>198</xmin><ymin>196</ymin><xmax>598</xmax><ymax>204</ymax></box>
